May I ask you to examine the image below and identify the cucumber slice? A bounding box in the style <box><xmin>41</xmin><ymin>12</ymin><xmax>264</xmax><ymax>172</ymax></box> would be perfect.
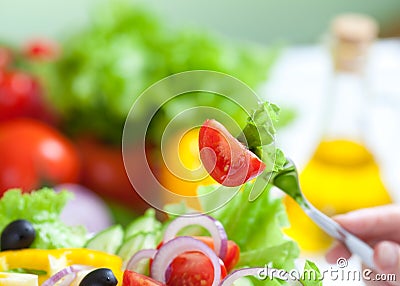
<box><xmin>124</xmin><ymin>209</ymin><xmax>162</xmax><ymax>240</ymax></box>
<box><xmin>85</xmin><ymin>225</ymin><xmax>124</xmax><ymax>254</ymax></box>
<box><xmin>117</xmin><ymin>231</ymin><xmax>161</xmax><ymax>272</ymax></box>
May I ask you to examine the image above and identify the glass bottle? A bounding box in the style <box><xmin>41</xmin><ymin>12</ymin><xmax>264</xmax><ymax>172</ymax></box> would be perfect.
<box><xmin>284</xmin><ymin>14</ymin><xmax>393</xmax><ymax>251</ymax></box>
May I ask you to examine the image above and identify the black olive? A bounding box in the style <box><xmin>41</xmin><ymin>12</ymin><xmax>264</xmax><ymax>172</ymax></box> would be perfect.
<box><xmin>79</xmin><ymin>268</ymin><xmax>118</xmax><ymax>286</ymax></box>
<box><xmin>1</xmin><ymin>219</ymin><xmax>36</xmax><ymax>251</ymax></box>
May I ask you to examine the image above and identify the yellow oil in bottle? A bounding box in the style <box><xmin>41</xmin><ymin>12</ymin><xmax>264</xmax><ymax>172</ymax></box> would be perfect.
<box><xmin>284</xmin><ymin>139</ymin><xmax>392</xmax><ymax>251</ymax></box>
<box><xmin>284</xmin><ymin>14</ymin><xmax>392</xmax><ymax>252</ymax></box>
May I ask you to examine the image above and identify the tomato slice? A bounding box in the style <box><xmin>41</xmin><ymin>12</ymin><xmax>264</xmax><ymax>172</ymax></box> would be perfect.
<box><xmin>166</xmin><ymin>251</ymin><xmax>227</xmax><ymax>286</ymax></box>
<box><xmin>199</xmin><ymin>119</ymin><xmax>265</xmax><ymax>186</ymax></box>
<box><xmin>123</xmin><ymin>270</ymin><xmax>165</xmax><ymax>286</ymax></box>
<box><xmin>193</xmin><ymin>236</ymin><xmax>240</xmax><ymax>272</ymax></box>
<box><xmin>156</xmin><ymin>236</ymin><xmax>240</xmax><ymax>273</ymax></box>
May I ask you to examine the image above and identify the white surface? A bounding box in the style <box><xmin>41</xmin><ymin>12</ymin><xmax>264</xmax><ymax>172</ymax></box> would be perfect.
<box><xmin>261</xmin><ymin>39</ymin><xmax>400</xmax><ymax>285</ymax></box>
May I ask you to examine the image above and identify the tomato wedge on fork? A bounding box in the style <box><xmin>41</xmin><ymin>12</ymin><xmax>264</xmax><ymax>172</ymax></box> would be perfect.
<box><xmin>199</xmin><ymin>119</ymin><xmax>265</xmax><ymax>187</ymax></box>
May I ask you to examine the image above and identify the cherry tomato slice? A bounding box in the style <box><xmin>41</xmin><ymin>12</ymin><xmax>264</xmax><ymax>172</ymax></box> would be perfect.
<box><xmin>193</xmin><ymin>236</ymin><xmax>240</xmax><ymax>272</ymax></box>
<box><xmin>123</xmin><ymin>270</ymin><xmax>165</xmax><ymax>286</ymax></box>
<box><xmin>166</xmin><ymin>251</ymin><xmax>227</xmax><ymax>286</ymax></box>
<box><xmin>199</xmin><ymin>119</ymin><xmax>265</xmax><ymax>187</ymax></box>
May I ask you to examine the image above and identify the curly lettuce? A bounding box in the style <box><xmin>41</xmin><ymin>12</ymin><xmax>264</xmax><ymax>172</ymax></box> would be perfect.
<box><xmin>32</xmin><ymin>0</ymin><xmax>278</xmax><ymax>144</ymax></box>
<box><xmin>0</xmin><ymin>189</ymin><xmax>87</xmax><ymax>249</ymax></box>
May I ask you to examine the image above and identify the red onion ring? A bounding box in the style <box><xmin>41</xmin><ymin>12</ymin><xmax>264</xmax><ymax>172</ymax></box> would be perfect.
<box><xmin>126</xmin><ymin>249</ymin><xmax>157</xmax><ymax>272</ymax></box>
<box><xmin>41</xmin><ymin>265</ymin><xmax>94</xmax><ymax>286</ymax></box>
<box><xmin>151</xmin><ymin>236</ymin><xmax>221</xmax><ymax>286</ymax></box>
<box><xmin>163</xmin><ymin>214</ymin><xmax>228</xmax><ymax>259</ymax></box>
<box><xmin>220</xmin><ymin>267</ymin><xmax>290</xmax><ymax>286</ymax></box>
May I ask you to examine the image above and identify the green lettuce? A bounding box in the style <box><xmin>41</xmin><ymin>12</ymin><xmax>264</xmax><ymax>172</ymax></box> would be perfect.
<box><xmin>0</xmin><ymin>189</ymin><xmax>87</xmax><ymax>249</ymax></box>
<box><xmin>31</xmin><ymin>0</ymin><xmax>278</xmax><ymax>144</ymax></box>
<box><xmin>239</xmin><ymin>102</ymin><xmax>286</xmax><ymax>174</ymax></box>
<box><xmin>198</xmin><ymin>183</ymin><xmax>299</xmax><ymax>272</ymax></box>
<box><xmin>300</xmin><ymin>260</ymin><xmax>323</xmax><ymax>286</ymax></box>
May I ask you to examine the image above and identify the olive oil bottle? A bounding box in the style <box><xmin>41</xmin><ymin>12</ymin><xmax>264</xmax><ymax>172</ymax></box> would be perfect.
<box><xmin>284</xmin><ymin>14</ymin><xmax>392</xmax><ymax>251</ymax></box>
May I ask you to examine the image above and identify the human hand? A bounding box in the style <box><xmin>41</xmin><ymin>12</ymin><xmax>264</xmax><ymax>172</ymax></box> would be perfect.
<box><xmin>326</xmin><ymin>205</ymin><xmax>400</xmax><ymax>285</ymax></box>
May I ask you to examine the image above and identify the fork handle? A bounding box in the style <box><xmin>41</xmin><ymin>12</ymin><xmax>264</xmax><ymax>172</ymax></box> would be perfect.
<box><xmin>302</xmin><ymin>201</ymin><xmax>375</xmax><ymax>270</ymax></box>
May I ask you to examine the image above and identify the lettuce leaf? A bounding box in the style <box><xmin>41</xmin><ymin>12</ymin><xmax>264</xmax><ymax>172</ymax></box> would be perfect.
<box><xmin>198</xmin><ymin>182</ymin><xmax>300</xmax><ymax>271</ymax></box>
<box><xmin>300</xmin><ymin>260</ymin><xmax>323</xmax><ymax>286</ymax></box>
<box><xmin>31</xmin><ymin>0</ymin><xmax>278</xmax><ymax>144</ymax></box>
<box><xmin>0</xmin><ymin>189</ymin><xmax>87</xmax><ymax>249</ymax></box>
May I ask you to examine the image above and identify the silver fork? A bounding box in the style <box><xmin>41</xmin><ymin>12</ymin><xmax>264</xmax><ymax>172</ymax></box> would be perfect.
<box><xmin>271</xmin><ymin>158</ymin><xmax>375</xmax><ymax>270</ymax></box>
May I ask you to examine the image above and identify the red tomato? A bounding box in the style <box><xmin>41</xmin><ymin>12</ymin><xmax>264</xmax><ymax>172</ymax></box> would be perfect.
<box><xmin>0</xmin><ymin>70</ymin><xmax>55</xmax><ymax>123</ymax></box>
<box><xmin>156</xmin><ymin>236</ymin><xmax>240</xmax><ymax>273</ymax></box>
<box><xmin>193</xmin><ymin>236</ymin><xmax>240</xmax><ymax>272</ymax></box>
<box><xmin>166</xmin><ymin>251</ymin><xmax>227</xmax><ymax>286</ymax></box>
<box><xmin>123</xmin><ymin>270</ymin><xmax>165</xmax><ymax>286</ymax></box>
<box><xmin>24</xmin><ymin>39</ymin><xmax>60</xmax><ymax>61</ymax></box>
<box><xmin>0</xmin><ymin>47</ymin><xmax>12</xmax><ymax>70</ymax></box>
<box><xmin>0</xmin><ymin>119</ymin><xmax>80</xmax><ymax>194</ymax></box>
<box><xmin>77</xmin><ymin>138</ymin><xmax>148</xmax><ymax>211</ymax></box>
<box><xmin>199</xmin><ymin>119</ymin><xmax>266</xmax><ymax>187</ymax></box>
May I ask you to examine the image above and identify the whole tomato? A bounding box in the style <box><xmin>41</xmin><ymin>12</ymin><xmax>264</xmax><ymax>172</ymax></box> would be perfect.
<box><xmin>0</xmin><ymin>47</ymin><xmax>12</xmax><ymax>70</ymax></box>
<box><xmin>77</xmin><ymin>138</ymin><xmax>148</xmax><ymax>212</ymax></box>
<box><xmin>24</xmin><ymin>39</ymin><xmax>60</xmax><ymax>61</ymax></box>
<box><xmin>0</xmin><ymin>69</ymin><xmax>56</xmax><ymax>123</ymax></box>
<box><xmin>0</xmin><ymin>119</ymin><xmax>80</xmax><ymax>194</ymax></box>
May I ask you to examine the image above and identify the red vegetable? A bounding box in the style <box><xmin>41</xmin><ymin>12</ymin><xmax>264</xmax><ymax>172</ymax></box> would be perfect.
<box><xmin>0</xmin><ymin>119</ymin><xmax>80</xmax><ymax>194</ymax></box>
<box><xmin>0</xmin><ymin>47</ymin><xmax>12</xmax><ymax>70</ymax></box>
<box><xmin>123</xmin><ymin>270</ymin><xmax>165</xmax><ymax>286</ymax></box>
<box><xmin>166</xmin><ymin>251</ymin><xmax>227</xmax><ymax>286</ymax></box>
<box><xmin>199</xmin><ymin>119</ymin><xmax>266</xmax><ymax>187</ymax></box>
<box><xmin>194</xmin><ymin>236</ymin><xmax>240</xmax><ymax>273</ymax></box>
<box><xmin>0</xmin><ymin>70</ymin><xmax>52</xmax><ymax>122</ymax></box>
<box><xmin>76</xmin><ymin>137</ymin><xmax>148</xmax><ymax>211</ymax></box>
<box><xmin>24</xmin><ymin>38</ymin><xmax>59</xmax><ymax>61</ymax></box>
<box><xmin>162</xmin><ymin>215</ymin><xmax>228</xmax><ymax>259</ymax></box>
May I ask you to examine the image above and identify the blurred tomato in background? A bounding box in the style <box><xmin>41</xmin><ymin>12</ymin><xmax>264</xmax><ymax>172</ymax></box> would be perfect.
<box><xmin>0</xmin><ymin>119</ymin><xmax>80</xmax><ymax>194</ymax></box>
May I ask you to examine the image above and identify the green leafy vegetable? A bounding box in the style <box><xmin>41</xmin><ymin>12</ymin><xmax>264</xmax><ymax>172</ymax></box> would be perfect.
<box><xmin>7</xmin><ymin>268</ymin><xmax>47</xmax><ymax>276</ymax></box>
<box><xmin>198</xmin><ymin>182</ymin><xmax>300</xmax><ymax>272</ymax></box>
<box><xmin>300</xmin><ymin>260</ymin><xmax>323</xmax><ymax>286</ymax></box>
<box><xmin>239</xmin><ymin>102</ymin><xmax>286</xmax><ymax>173</ymax></box>
<box><xmin>32</xmin><ymin>0</ymin><xmax>278</xmax><ymax>144</ymax></box>
<box><xmin>0</xmin><ymin>189</ymin><xmax>87</xmax><ymax>249</ymax></box>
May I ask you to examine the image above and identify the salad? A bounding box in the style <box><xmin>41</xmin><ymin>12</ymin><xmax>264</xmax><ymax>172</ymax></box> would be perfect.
<box><xmin>0</xmin><ymin>188</ymin><xmax>320</xmax><ymax>286</ymax></box>
<box><xmin>0</xmin><ymin>102</ymin><xmax>322</xmax><ymax>285</ymax></box>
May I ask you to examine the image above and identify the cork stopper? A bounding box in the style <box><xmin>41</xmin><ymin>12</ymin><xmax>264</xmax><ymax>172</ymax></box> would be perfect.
<box><xmin>330</xmin><ymin>14</ymin><xmax>378</xmax><ymax>73</ymax></box>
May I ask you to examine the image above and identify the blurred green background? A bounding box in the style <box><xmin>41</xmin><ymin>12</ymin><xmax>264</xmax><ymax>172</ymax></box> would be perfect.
<box><xmin>1</xmin><ymin>0</ymin><xmax>399</xmax><ymax>45</ymax></box>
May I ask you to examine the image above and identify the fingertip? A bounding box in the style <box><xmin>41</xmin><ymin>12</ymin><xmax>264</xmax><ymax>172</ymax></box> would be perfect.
<box><xmin>374</xmin><ymin>241</ymin><xmax>400</xmax><ymax>273</ymax></box>
<box><xmin>325</xmin><ymin>242</ymin><xmax>351</xmax><ymax>264</ymax></box>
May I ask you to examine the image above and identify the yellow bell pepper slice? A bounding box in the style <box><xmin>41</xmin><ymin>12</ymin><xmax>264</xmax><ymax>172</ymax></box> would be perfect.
<box><xmin>0</xmin><ymin>272</ymin><xmax>38</xmax><ymax>286</ymax></box>
<box><xmin>0</xmin><ymin>248</ymin><xmax>123</xmax><ymax>285</ymax></box>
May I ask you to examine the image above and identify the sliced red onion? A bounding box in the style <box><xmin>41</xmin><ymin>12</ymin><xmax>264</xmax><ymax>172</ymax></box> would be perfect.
<box><xmin>163</xmin><ymin>214</ymin><xmax>228</xmax><ymax>258</ymax></box>
<box><xmin>53</xmin><ymin>273</ymin><xmax>76</xmax><ymax>286</ymax></box>
<box><xmin>42</xmin><ymin>265</ymin><xmax>94</xmax><ymax>286</ymax></box>
<box><xmin>220</xmin><ymin>267</ymin><xmax>290</xmax><ymax>286</ymax></box>
<box><xmin>151</xmin><ymin>236</ymin><xmax>221</xmax><ymax>286</ymax></box>
<box><xmin>126</xmin><ymin>249</ymin><xmax>157</xmax><ymax>272</ymax></box>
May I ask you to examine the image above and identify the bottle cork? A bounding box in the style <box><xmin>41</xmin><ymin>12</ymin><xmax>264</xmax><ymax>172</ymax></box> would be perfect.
<box><xmin>330</xmin><ymin>13</ymin><xmax>378</xmax><ymax>73</ymax></box>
